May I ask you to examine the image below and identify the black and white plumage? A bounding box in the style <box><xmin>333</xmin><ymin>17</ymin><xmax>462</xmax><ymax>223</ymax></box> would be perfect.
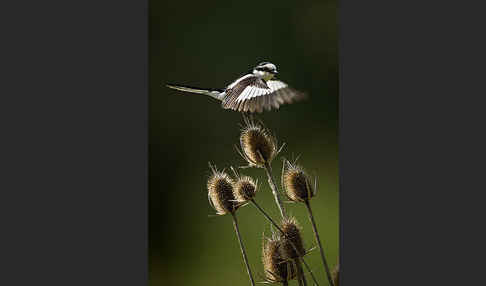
<box><xmin>166</xmin><ymin>62</ymin><xmax>307</xmax><ymax>113</ymax></box>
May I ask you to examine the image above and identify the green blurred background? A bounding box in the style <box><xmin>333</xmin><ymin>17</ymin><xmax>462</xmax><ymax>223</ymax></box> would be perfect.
<box><xmin>149</xmin><ymin>0</ymin><xmax>338</xmax><ymax>285</ymax></box>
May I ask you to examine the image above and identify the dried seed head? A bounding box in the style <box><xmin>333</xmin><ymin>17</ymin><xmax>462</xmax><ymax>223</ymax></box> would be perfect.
<box><xmin>233</xmin><ymin>175</ymin><xmax>258</xmax><ymax>202</ymax></box>
<box><xmin>280</xmin><ymin>217</ymin><xmax>306</xmax><ymax>260</ymax></box>
<box><xmin>262</xmin><ymin>234</ymin><xmax>297</xmax><ymax>283</ymax></box>
<box><xmin>238</xmin><ymin>116</ymin><xmax>279</xmax><ymax>167</ymax></box>
<box><xmin>282</xmin><ymin>159</ymin><xmax>315</xmax><ymax>203</ymax></box>
<box><xmin>207</xmin><ymin>164</ymin><xmax>238</xmax><ymax>215</ymax></box>
<box><xmin>332</xmin><ymin>263</ymin><xmax>340</xmax><ymax>286</ymax></box>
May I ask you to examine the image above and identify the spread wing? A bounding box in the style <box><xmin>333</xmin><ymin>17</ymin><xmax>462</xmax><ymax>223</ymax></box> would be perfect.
<box><xmin>221</xmin><ymin>76</ymin><xmax>307</xmax><ymax>113</ymax></box>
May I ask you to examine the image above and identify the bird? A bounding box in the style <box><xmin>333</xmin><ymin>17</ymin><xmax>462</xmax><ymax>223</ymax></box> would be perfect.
<box><xmin>166</xmin><ymin>62</ymin><xmax>307</xmax><ymax>113</ymax></box>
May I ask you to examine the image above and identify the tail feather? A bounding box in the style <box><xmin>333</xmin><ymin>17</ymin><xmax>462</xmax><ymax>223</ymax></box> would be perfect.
<box><xmin>166</xmin><ymin>83</ymin><xmax>224</xmax><ymax>100</ymax></box>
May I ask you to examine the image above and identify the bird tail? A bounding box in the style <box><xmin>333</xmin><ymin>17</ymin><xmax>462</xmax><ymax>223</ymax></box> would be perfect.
<box><xmin>166</xmin><ymin>83</ymin><xmax>224</xmax><ymax>100</ymax></box>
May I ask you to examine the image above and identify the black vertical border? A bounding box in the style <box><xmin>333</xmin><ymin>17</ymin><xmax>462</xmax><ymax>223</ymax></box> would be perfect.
<box><xmin>1</xmin><ymin>0</ymin><xmax>148</xmax><ymax>285</ymax></box>
<box><xmin>341</xmin><ymin>0</ymin><xmax>485</xmax><ymax>285</ymax></box>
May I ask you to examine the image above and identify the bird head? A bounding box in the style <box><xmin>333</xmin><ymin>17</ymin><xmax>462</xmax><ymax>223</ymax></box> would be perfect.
<box><xmin>253</xmin><ymin>62</ymin><xmax>278</xmax><ymax>81</ymax></box>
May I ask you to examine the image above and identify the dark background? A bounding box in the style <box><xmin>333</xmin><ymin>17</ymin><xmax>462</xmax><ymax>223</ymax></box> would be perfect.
<box><xmin>149</xmin><ymin>0</ymin><xmax>338</xmax><ymax>285</ymax></box>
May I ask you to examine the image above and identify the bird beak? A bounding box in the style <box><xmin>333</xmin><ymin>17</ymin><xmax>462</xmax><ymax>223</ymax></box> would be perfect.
<box><xmin>273</xmin><ymin>71</ymin><xmax>278</xmax><ymax>74</ymax></box>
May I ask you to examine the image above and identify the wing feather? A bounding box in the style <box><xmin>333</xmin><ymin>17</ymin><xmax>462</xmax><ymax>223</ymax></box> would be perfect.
<box><xmin>221</xmin><ymin>77</ymin><xmax>307</xmax><ymax>113</ymax></box>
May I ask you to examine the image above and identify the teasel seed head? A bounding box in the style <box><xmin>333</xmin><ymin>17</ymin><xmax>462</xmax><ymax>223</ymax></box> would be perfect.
<box><xmin>332</xmin><ymin>262</ymin><xmax>340</xmax><ymax>286</ymax></box>
<box><xmin>262</xmin><ymin>233</ymin><xmax>297</xmax><ymax>283</ymax></box>
<box><xmin>231</xmin><ymin>167</ymin><xmax>258</xmax><ymax>203</ymax></box>
<box><xmin>280</xmin><ymin>216</ymin><xmax>306</xmax><ymax>260</ymax></box>
<box><xmin>237</xmin><ymin>116</ymin><xmax>282</xmax><ymax>168</ymax></box>
<box><xmin>207</xmin><ymin>163</ymin><xmax>238</xmax><ymax>215</ymax></box>
<box><xmin>234</xmin><ymin>176</ymin><xmax>258</xmax><ymax>203</ymax></box>
<box><xmin>281</xmin><ymin>159</ymin><xmax>316</xmax><ymax>203</ymax></box>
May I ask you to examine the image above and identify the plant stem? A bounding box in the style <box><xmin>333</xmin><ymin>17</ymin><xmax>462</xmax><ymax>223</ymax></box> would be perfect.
<box><xmin>296</xmin><ymin>260</ymin><xmax>307</xmax><ymax>286</ymax></box>
<box><xmin>263</xmin><ymin>161</ymin><xmax>287</xmax><ymax>218</ymax></box>
<box><xmin>250</xmin><ymin>199</ymin><xmax>319</xmax><ymax>286</ymax></box>
<box><xmin>300</xmin><ymin>258</ymin><xmax>318</xmax><ymax>286</ymax></box>
<box><xmin>297</xmin><ymin>274</ymin><xmax>304</xmax><ymax>286</ymax></box>
<box><xmin>231</xmin><ymin>213</ymin><xmax>255</xmax><ymax>286</ymax></box>
<box><xmin>305</xmin><ymin>200</ymin><xmax>334</xmax><ymax>286</ymax></box>
<box><xmin>250</xmin><ymin>199</ymin><xmax>282</xmax><ymax>232</ymax></box>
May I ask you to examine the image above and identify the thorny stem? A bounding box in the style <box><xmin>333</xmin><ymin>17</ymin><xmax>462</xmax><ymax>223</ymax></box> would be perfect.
<box><xmin>305</xmin><ymin>200</ymin><xmax>334</xmax><ymax>286</ymax></box>
<box><xmin>250</xmin><ymin>199</ymin><xmax>319</xmax><ymax>286</ymax></box>
<box><xmin>263</xmin><ymin>161</ymin><xmax>287</xmax><ymax>218</ymax></box>
<box><xmin>231</xmin><ymin>213</ymin><xmax>256</xmax><ymax>286</ymax></box>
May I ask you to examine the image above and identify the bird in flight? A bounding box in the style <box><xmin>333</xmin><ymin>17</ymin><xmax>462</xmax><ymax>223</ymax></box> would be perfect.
<box><xmin>166</xmin><ymin>62</ymin><xmax>307</xmax><ymax>113</ymax></box>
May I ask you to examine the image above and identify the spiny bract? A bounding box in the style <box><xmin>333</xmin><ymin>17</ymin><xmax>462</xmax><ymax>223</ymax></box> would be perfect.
<box><xmin>233</xmin><ymin>175</ymin><xmax>258</xmax><ymax>203</ymax></box>
<box><xmin>262</xmin><ymin>234</ymin><xmax>297</xmax><ymax>283</ymax></box>
<box><xmin>282</xmin><ymin>159</ymin><xmax>315</xmax><ymax>202</ymax></box>
<box><xmin>207</xmin><ymin>164</ymin><xmax>238</xmax><ymax>215</ymax></box>
<box><xmin>280</xmin><ymin>216</ymin><xmax>306</xmax><ymax>260</ymax></box>
<box><xmin>238</xmin><ymin>116</ymin><xmax>279</xmax><ymax>167</ymax></box>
